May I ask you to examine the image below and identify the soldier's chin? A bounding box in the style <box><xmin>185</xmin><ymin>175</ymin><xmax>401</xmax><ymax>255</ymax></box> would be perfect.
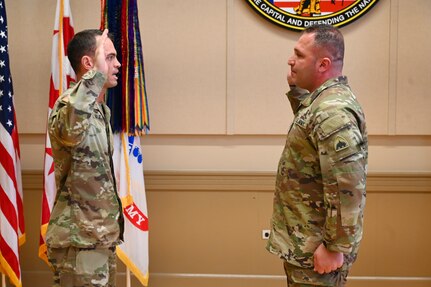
<box><xmin>109</xmin><ymin>78</ymin><xmax>119</xmax><ymax>87</ymax></box>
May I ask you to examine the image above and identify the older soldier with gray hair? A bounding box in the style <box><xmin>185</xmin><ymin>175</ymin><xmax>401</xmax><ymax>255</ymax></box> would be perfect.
<box><xmin>46</xmin><ymin>29</ymin><xmax>123</xmax><ymax>287</ymax></box>
<box><xmin>267</xmin><ymin>24</ymin><xmax>368</xmax><ymax>286</ymax></box>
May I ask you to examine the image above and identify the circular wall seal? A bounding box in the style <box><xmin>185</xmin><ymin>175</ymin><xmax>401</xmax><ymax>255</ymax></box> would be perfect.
<box><xmin>245</xmin><ymin>0</ymin><xmax>380</xmax><ymax>31</ymax></box>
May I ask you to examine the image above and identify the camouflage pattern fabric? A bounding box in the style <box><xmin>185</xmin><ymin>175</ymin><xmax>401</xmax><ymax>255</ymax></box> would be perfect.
<box><xmin>283</xmin><ymin>252</ymin><xmax>355</xmax><ymax>286</ymax></box>
<box><xmin>47</xmin><ymin>69</ymin><xmax>124</xmax><ymax>250</ymax></box>
<box><xmin>283</xmin><ymin>260</ymin><xmax>348</xmax><ymax>287</ymax></box>
<box><xmin>267</xmin><ymin>76</ymin><xmax>368</xmax><ymax>271</ymax></box>
<box><xmin>48</xmin><ymin>246</ymin><xmax>117</xmax><ymax>287</ymax></box>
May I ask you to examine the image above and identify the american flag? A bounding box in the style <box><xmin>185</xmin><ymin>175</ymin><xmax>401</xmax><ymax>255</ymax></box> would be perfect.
<box><xmin>0</xmin><ymin>0</ymin><xmax>25</xmax><ymax>286</ymax></box>
<box><xmin>39</xmin><ymin>0</ymin><xmax>75</xmax><ymax>265</ymax></box>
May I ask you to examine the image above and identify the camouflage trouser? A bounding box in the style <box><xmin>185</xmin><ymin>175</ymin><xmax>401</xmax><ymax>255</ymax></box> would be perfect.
<box><xmin>47</xmin><ymin>246</ymin><xmax>117</xmax><ymax>287</ymax></box>
<box><xmin>283</xmin><ymin>260</ymin><xmax>350</xmax><ymax>287</ymax></box>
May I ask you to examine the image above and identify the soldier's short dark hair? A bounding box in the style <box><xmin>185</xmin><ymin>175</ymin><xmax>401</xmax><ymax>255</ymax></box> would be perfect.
<box><xmin>67</xmin><ymin>29</ymin><xmax>103</xmax><ymax>74</ymax></box>
<box><xmin>302</xmin><ymin>24</ymin><xmax>344</xmax><ymax>63</ymax></box>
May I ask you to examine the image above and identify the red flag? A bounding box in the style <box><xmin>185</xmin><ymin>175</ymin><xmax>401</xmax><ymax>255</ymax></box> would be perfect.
<box><xmin>0</xmin><ymin>1</ymin><xmax>25</xmax><ymax>286</ymax></box>
<box><xmin>39</xmin><ymin>0</ymin><xmax>75</xmax><ymax>264</ymax></box>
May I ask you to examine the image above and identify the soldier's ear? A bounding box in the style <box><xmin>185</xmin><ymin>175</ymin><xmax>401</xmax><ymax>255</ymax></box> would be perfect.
<box><xmin>318</xmin><ymin>57</ymin><xmax>331</xmax><ymax>72</ymax></box>
<box><xmin>81</xmin><ymin>55</ymin><xmax>94</xmax><ymax>71</ymax></box>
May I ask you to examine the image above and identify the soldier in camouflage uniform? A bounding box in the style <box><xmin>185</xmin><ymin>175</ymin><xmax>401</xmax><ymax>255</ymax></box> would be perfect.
<box><xmin>266</xmin><ymin>24</ymin><xmax>368</xmax><ymax>286</ymax></box>
<box><xmin>47</xmin><ymin>29</ymin><xmax>124</xmax><ymax>287</ymax></box>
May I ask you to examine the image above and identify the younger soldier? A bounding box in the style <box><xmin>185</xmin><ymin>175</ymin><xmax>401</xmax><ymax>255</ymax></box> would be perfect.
<box><xmin>46</xmin><ymin>29</ymin><xmax>123</xmax><ymax>287</ymax></box>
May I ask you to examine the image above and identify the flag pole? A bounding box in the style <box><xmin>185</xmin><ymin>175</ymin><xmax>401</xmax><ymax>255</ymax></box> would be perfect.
<box><xmin>126</xmin><ymin>267</ymin><xmax>131</xmax><ymax>287</ymax></box>
<box><xmin>2</xmin><ymin>274</ymin><xmax>5</xmax><ymax>287</ymax></box>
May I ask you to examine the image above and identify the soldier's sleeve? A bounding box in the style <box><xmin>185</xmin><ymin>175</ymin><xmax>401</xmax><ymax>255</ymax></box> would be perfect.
<box><xmin>286</xmin><ymin>86</ymin><xmax>309</xmax><ymax>114</ymax></box>
<box><xmin>49</xmin><ymin>70</ymin><xmax>107</xmax><ymax>146</ymax></box>
<box><xmin>313</xmin><ymin>107</ymin><xmax>367</xmax><ymax>254</ymax></box>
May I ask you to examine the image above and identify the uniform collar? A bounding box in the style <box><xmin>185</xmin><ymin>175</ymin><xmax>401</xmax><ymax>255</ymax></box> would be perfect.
<box><xmin>301</xmin><ymin>76</ymin><xmax>348</xmax><ymax>107</ymax></box>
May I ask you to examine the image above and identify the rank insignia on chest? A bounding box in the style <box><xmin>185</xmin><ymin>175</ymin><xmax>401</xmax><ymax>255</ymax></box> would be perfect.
<box><xmin>334</xmin><ymin>136</ymin><xmax>349</xmax><ymax>152</ymax></box>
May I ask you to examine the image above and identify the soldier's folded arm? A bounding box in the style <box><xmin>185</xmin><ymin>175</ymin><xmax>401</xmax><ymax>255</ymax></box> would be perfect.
<box><xmin>49</xmin><ymin>71</ymin><xmax>107</xmax><ymax>146</ymax></box>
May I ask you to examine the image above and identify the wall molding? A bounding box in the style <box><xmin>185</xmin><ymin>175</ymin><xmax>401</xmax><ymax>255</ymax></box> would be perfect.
<box><xmin>23</xmin><ymin>170</ymin><xmax>431</xmax><ymax>193</ymax></box>
<box><xmin>141</xmin><ymin>272</ymin><xmax>431</xmax><ymax>287</ymax></box>
<box><xmin>23</xmin><ymin>270</ymin><xmax>431</xmax><ymax>287</ymax></box>
<box><xmin>149</xmin><ymin>272</ymin><xmax>431</xmax><ymax>284</ymax></box>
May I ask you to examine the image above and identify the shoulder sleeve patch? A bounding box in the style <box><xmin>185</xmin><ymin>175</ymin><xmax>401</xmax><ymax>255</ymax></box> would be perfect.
<box><xmin>334</xmin><ymin>135</ymin><xmax>350</xmax><ymax>152</ymax></box>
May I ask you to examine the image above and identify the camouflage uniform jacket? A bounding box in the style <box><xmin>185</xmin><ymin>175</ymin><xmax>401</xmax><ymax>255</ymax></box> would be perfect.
<box><xmin>267</xmin><ymin>76</ymin><xmax>368</xmax><ymax>268</ymax></box>
<box><xmin>46</xmin><ymin>70</ymin><xmax>124</xmax><ymax>249</ymax></box>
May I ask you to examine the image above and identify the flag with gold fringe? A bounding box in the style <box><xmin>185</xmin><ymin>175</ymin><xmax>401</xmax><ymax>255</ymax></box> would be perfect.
<box><xmin>101</xmin><ymin>0</ymin><xmax>150</xmax><ymax>286</ymax></box>
<box><xmin>101</xmin><ymin>0</ymin><xmax>150</xmax><ymax>135</ymax></box>
<box><xmin>0</xmin><ymin>1</ymin><xmax>25</xmax><ymax>286</ymax></box>
<box><xmin>39</xmin><ymin>0</ymin><xmax>75</xmax><ymax>265</ymax></box>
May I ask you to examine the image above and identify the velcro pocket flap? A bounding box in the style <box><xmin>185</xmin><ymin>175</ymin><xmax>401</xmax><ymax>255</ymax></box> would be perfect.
<box><xmin>317</xmin><ymin>113</ymin><xmax>351</xmax><ymax>141</ymax></box>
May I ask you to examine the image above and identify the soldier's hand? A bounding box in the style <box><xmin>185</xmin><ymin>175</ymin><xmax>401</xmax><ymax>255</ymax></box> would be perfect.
<box><xmin>94</xmin><ymin>29</ymin><xmax>109</xmax><ymax>76</ymax></box>
<box><xmin>313</xmin><ymin>243</ymin><xmax>344</xmax><ymax>274</ymax></box>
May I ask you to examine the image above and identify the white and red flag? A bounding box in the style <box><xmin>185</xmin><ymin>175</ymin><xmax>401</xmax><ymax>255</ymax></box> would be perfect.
<box><xmin>0</xmin><ymin>0</ymin><xmax>25</xmax><ymax>286</ymax></box>
<box><xmin>39</xmin><ymin>0</ymin><xmax>75</xmax><ymax>264</ymax></box>
<box><xmin>113</xmin><ymin>134</ymin><xmax>149</xmax><ymax>286</ymax></box>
